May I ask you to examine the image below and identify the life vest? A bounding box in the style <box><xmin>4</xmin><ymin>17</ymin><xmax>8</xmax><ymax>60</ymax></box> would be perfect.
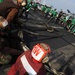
<box><xmin>8</xmin><ymin>50</ymin><xmax>46</xmax><ymax>75</ymax></box>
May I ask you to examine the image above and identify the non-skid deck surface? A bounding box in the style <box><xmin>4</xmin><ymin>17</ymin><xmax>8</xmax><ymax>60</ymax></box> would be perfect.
<box><xmin>23</xmin><ymin>9</ymin><xmax>75</xmax><ymax>74</ymax></box>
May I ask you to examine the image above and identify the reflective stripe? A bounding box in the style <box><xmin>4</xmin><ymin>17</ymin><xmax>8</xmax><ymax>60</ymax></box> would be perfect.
<box><xmin>20</xmin><ymin>55</ymin><xmax>37</xmax><ymax>75</ymax></box>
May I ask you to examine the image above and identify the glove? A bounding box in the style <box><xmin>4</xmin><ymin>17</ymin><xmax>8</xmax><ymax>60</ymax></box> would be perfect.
<box><xmin>21</xmin><ymin>2</ymin><xmax>26</xmax><ymax>6</ymax></box>
<box><xmin>0</xmin><ymin>16</ymin><xmax>8</xmax><ymax>28</ymax></box>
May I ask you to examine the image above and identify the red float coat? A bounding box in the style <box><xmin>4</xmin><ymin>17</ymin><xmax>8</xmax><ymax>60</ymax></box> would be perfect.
<box><xmin>8</xmin><ymin>50</ymin><xmax>46</xmax><ymax>75</ymax></box>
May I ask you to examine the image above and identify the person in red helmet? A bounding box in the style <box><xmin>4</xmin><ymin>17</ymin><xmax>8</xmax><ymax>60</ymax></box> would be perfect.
<box><xmin>7</xmin><ymin>43</ymin><xmax>51</xmax><ymax>75</ymax></box>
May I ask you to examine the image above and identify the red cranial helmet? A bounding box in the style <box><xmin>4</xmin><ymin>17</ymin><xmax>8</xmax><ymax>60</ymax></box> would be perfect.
<box><xmin>31</xmin><ymin>43</ymin><xmax>51</xmax><ymax>62</ymax></box>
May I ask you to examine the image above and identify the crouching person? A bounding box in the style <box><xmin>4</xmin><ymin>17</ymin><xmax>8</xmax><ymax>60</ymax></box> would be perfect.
<box><xmin>7</xmin><ymin>43</ymin><xmax>51</xmax><ymax>75</ymax></box>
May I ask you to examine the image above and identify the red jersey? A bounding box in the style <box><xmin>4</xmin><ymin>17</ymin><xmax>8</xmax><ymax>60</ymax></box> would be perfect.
<box><xmin>8</xmin><ymin>50</ymin><xmax>46</xmax><ymax>75</ymax></box>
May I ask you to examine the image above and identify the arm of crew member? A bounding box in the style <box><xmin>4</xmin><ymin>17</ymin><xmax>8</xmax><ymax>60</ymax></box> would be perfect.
<box><xmin>0</xmin><ymin>8</ymin><xmax>18</xmax><ymax>28</ymax></box>
<box><xmin>6</xmin><ymin>8</ymin><xmax>18</xmax><ymax>23</ymax></box>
